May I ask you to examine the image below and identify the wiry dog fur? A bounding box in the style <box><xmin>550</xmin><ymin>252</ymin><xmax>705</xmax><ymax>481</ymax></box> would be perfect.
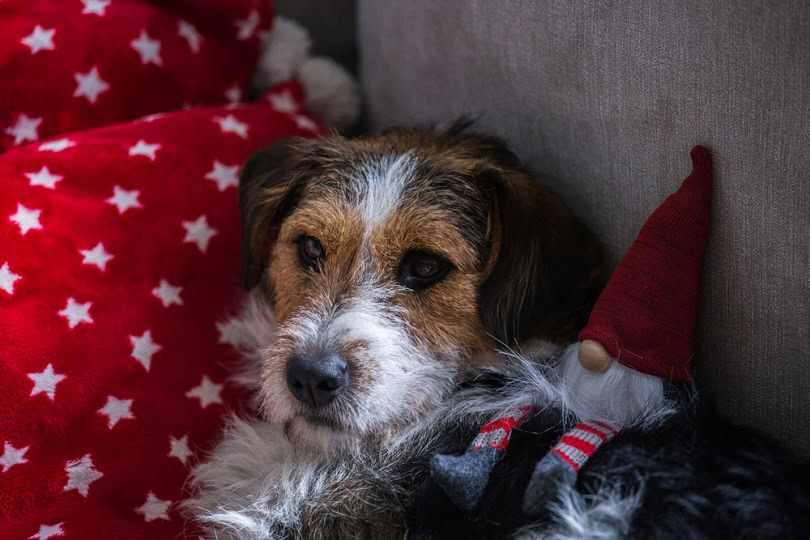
<box><xmin>232</xmin><ymin>123</ymin><xmax>601</xmax><ymax>455</ymax></box>
<box><xmin>183</xmin><ymin>124</ymin><xmax>603</xmax><ymax>537</ymax></box>
<box><xmin>183</xmin><ymin>125</ymin><xmax>810</xmax><ymax>539</ymax></box>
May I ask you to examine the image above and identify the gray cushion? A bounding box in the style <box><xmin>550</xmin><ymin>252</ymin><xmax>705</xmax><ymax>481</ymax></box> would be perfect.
<box><xmin>357</xmin><ymin>0</ymin><xmax>810</xmax><ymax>456</ymax></box>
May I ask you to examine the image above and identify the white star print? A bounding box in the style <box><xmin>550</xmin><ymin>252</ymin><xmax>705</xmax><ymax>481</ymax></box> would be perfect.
<box><xmin>58</xmin><ymin>297</ymin><xmax>93</xmax><ymax>329</ymax></box>
<box><xmin>235</xmin><ymin>9</ymin><xmax>260</xmax><ymax>40</ymax></box>
<box><xmin>73</xmin><ymin>67</ymin><xmax>110</xmax><ymax>104</ymax></box>
<box><xmin>216</xmin><ymin>318</ymin><xmax>243</xmax><ymax>348</ymax></box>
<box><xmin>128</xmin><ymin>140</ymin><xmax>161</xmax><ymax>161</ymax></box>
<box><xmin>25</xmin><ymin>166</ymin><xmax>63</xmax><ymax>189</ymax></box>
<box><xmin>185</xmin><ymin>375</ymin><xmax>224</xmax><ymax>408</ymax></box>
<box><xmin>28</xmin><ymin>364</ymin><xmax>66</xmax><ymax>401</ymax></box>
<box><xmin>177</xmin><ymin>20</ymin><xmax>203</xmax><ymax>53</ymax></box>
<box><xmin>213</xmin><ymin>115</ymin><xmax>249</xmax><ymax>138</ymax></box>
<box><xmin>294</xmin><ymin>115</ymin><xmax>319</xmax><ymax>132</ymax></box>
<box><xmin>21</xmin><ymin>25</ymin><xmax>56</xmax><ymax>55</ymax></box>
<box><xmin>152</xmin><ymin>279</ymin><xmax>183</xmax><ymax>308</ymax></box>
<box><xmin>135</xmin><ymin>491</ymin><xmax>171</xmax><ymax>522</ymax></box>
<box><xmin>168</xmin><ymin>434</ymin><xmax>193</xmax><ymax>465</ymax></box>
<box><xmin>5</xmin><ymin>113</ymin><xmax>42</xmax><ymax>145</ymax></box>
<box><xmin>130</xmin><ymin>30</ymin><xmax>163</xmax><ymax>66</ymax></box>
<box><xmin>39</xmin><ymin>138</ymin><xmax>75</xmax><ymax>152</ymax></box>
<box><xmin>182</xmin><ymin>215</ymin><xmax>218</xmax><ymax>253</ymax></box>
<box><xmin>63</xmin><ymin>454</ymin><xmax>103</xmax><ymax>497</ymax></box>
<box><xmin>28</xmin><ymin>522</ymin><xmax>64</xmax><ymax>540</ymax></box>
<box><xmin>205</xmin><ymin>160</ymin><xmax>239</xmax><ymax>191</ymax></box>
<box><xmin>9</xmin><ymin>203</ymin><xmax>43</xmax><ymax>235</ymax></box>
<box><xmin>224</xmin><ymin>84</ymin><xmax>242</xmax><ymax>104</ymax></box>
<box><xmin>140</xmin><ymin>112</ymin><xmax>165</xmax><ymax>123</ymax></box>
<box><xmin>130</xmin><ymin>330</ymin><xmax>161</xmax><ymax>371</ymax></box>
<box><xmin>81</xmin><ymin>0</ymin><xmax>110</xmax><ymax>16</ymax></box>
<box><xmin>79</xmin><ymin>243</ymin><xmax>113</xmax><ymax>271</ymax></box>
<box><xmin>97</xmin><ymin>395</ymin><xmax>134</xmax><ymax>429</ymax></box>
<box><xmin>268</xmin><ymin>90</ymin><xmax>298</xmax><ymax>113</ymax></box>
<box><xmin>106</xmin><ymin>185</ymin><xmax>142</xmax><ymax>214</ymax></box>
<box><xmin>0</xmin><ymin>441</ymin><xmax>29</xmax><ymax>472</ymax></box>
<box><xmin>0</xmin><ymin>262</ymin><xmax>22</xmax><ymax>295</ymax></box>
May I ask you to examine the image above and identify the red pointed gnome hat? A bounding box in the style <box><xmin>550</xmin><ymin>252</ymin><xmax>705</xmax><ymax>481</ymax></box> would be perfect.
<box><xmin>578</xmin><ymin>146</ymin><xmax>713</xmax><ymax>382</ymax></box>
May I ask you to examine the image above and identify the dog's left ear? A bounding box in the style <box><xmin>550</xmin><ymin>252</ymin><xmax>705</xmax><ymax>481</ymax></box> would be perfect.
<box><xmin>477</xmin><ymin>160</ymin><xmax>603</xmax><ymax>345</ymax></box>
<box><xmin>238</xmin><ymin>138</ymin><xmax>311</xmax><ymax>290</ymax></box>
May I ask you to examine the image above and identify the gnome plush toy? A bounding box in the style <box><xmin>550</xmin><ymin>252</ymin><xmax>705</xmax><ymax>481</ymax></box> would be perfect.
<box><xmin>523</xmin><ymin>144</ymin><xmax>714</xmax><ymax>513</ymax></box>
<box><xmin>431</xmin><ymin>146</ymin><xmax>714</xmax><ymax>514</ymax></box>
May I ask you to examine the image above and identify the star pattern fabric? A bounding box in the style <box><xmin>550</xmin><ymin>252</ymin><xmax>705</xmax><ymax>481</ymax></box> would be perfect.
<box><xmin>205</xmin><ymin>160</ymin><xmax>240</xmax><ymax>191</ymax></box>
<box><xmin>73</xmin><ymin>67</ymin><xmax>110</xmax><ymax>104</ymax></box>
<box><xmin>130</xmin><ymin>330</ymin><xmax>162</xmax><ymax>372</ymax></box>
<box><xmin>79</xmin><ymin>243</ymin><xmax>114</xmax><ymax>271</ymax></box>
<box><xmin>0</xmin><ymin>441</ymin><xmax>30</xmax><ymax>472</ymax></box>
<box><xmin>182</xmin><ymin>215</ymin><xmax>218</xmax><ymax>253</ymax></box>
<box><xmin>128</xmin><ymin>140</ymin><xmax>161</xmax><ymax>161</ymax></box>
<box><xmin>28</xmin><ymin>522</ymin><xmax>64</xmax><ymax>540</ymax></box>
<box><xmin>58</xmin><ymin>298</ymin><xmax>93</xmax><ymax>329</ymax></box>
<box><xmin>27</xmin><ymin>364</ymin><xmax>67</xmax><ymax>401</ymax></box>
<box><xmin>0</xmin><ymin>0</ymin><xmax>274</xmax><ymax>152</ymax></box>
<box><xmin>0</xmin><ymin>262</ymin><xmax>22</xmax><ymax>295</ymax></box>
<box><xmin>97</xmin><ymin>396</ymin><xmax>135</xmax><ymax>429</ymax></box>
<box><xmin>186</xmin><ymin>376</ymin><xmax>225</xmax><ymax>409</ymax></box>
<box><xmin>135</xmin><ymin>491</ymin><xmax>172</xmax><ymax>522</ymax></box>
<box><xmin>63</xmin><ymin>454</ymin><xmax>103</xmax><ymax>497</ymax></box>
<box><xmin>0</xmin><ymin>79</ymin><xmax>322</xmax><ymax>538</ymax></box>
<box><xmin>21</xmin><ymin>25</ymin><xmax>56</xmax><ymax>55</ymax></box>
<box><xmin>25</xmin><ymin>166</ymin><xmax>63</xmax><ymax>189</ymax></box>
<box><xmin>5</xmin><ymin>114</ymin><xmax>42</xmax><ymax>145</ymax></box>
<box><xmin>106</xmin><ymin>185</ymin><xmax>142</xmax><ymax>214</ymax></box>
<box><xmin>152</xmin><ymin>279</ymin><xmax>184</xmax><ymax>308</ymax></box>
<box><xmin>214</xmin><ymin>114</ymin><xmax>250</xmax><ymax>138</ymax></box>
<box><xmin>9</xmin><ymin>203</ymin><xmax>43</xmax><ymax>235</ymax></box>
<box><xmin>168</xmin><ymin>434</ymin><xmax>194</xmax><ymax>465</ymax></box>
<box><xmin>39</xmin><ymin>138</ymin><xmax>75</xmax><ymax>152</ymax></box>
<box><xmin>130</xmin><ymin>31</ymin><xmax>163</xmax><ymax>66</ymax></box>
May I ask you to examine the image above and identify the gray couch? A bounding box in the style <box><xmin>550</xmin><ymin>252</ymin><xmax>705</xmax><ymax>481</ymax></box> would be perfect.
<box><xmin>283</xmin><ymin>1</ymin><xmax>810</xmax><ymax>457</ymax></box>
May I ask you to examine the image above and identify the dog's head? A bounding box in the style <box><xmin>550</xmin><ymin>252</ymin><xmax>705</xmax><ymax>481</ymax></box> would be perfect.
<box><xmin>239</xmin><ymin>125</ymin><xmax>601</xmax><ymax>451</ymax></box>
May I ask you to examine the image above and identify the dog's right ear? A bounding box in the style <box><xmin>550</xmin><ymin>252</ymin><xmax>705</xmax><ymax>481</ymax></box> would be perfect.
<box><xmin>239</xmin><ymin>139</ymin><xmax>310</xmax><ymax>290</ymax></box>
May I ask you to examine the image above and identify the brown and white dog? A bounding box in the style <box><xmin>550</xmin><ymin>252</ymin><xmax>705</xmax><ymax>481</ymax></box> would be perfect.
<box><xmin>183</xmin><ymin>123</ymin><xmax>606</xmax><ymax>538</ymax></box>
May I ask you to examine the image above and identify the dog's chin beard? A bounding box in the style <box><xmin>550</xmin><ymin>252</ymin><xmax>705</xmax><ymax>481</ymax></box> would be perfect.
<box><xmin>280</xmin><ymin>414</ymin><xmax>370</xmax><ymax>455</ymax></box>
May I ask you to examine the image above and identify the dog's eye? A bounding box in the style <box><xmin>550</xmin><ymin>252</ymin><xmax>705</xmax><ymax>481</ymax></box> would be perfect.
<box><xmin>398</xmin><ymin>251</ymin><xmax>451</xmax><ymax>291</ymax></box>
<box><xmin>299</xmin><ymin>235</ymin><xmax>325</xmax><ymax>271</ymax></box>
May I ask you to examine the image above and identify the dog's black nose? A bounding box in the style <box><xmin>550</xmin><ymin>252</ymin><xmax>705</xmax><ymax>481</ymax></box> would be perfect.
<box><xmin>286</xmin><ymin>352</ymin><xmax>348</xmax><ymax>407</ymax></box>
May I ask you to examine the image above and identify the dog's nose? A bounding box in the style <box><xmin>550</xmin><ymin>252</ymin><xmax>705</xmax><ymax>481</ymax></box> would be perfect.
<box><xmin>286</xmin><ymin>352</ymin><xmax>349</xmax><ymax>407</ymax></box>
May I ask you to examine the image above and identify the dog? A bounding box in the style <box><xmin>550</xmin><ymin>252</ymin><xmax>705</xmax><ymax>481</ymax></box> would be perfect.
<box><xmin>182</xmin><ymin>125</ymin><xmax>810</xmax><ymax>539</ymax></box>
<box><xmin>182</xmin><ymin>122</ymin><xmax>604</xmax><ymax>538</ymax></box>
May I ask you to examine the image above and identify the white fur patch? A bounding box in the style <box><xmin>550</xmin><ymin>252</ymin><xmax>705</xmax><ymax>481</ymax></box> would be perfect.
<box><xmin>516</xmin><ymin>483</ymin><xmax>644</xmax><ymax>540</ymax></box>
<box><xmin>355</xmin><ymin>153</ymin><xmax>416</xmax><ymax>229</ymax></box>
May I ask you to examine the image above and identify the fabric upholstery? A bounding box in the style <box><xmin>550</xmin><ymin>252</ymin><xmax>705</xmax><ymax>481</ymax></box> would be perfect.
<box><xmin>0</xmin><ymin>82</ymin><xmax>321</xmax><ymax>537</ymax></box>
<box><xmin>357</xmin><ymin>0</ymin><xmax>810</xmax><ymax>456</ymax></box>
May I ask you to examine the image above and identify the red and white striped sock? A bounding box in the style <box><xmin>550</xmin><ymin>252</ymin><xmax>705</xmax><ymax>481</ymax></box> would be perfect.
<box><xmin>523</xmin><ymin>419</ymin><xmax>620</xmax><ymax>515</ymax></box>
<box><xmin>550</xmin><ymin>420</ymin><xmax>619</xmax><ymax>471</ymax></box>
<box><xmin>471</xmin><ymin>404</ymin><xmax>533</xmax><ymax>451</ymax></box>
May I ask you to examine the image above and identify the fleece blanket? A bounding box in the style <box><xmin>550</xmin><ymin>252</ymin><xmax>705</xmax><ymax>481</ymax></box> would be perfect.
<box><xmin>1</xmin><ymin>0</ymin><xmax>273</xmax><ymax>152</ymax></box>
<box><xmin>0</xmin><ymin>69</ymin><xmax>322</xmax><ymax>540</ymax></box>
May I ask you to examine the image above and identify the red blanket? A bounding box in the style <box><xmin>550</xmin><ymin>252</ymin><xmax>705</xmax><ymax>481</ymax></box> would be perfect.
<box><xmin>1</xmin><ymin>0</ymin><xmax>272</xmax><ymax>152</ymax></box>
<box><xmin>0</xmin><ymin>80</ymin><xmax>321</xmax><ymax>538</ymax></box>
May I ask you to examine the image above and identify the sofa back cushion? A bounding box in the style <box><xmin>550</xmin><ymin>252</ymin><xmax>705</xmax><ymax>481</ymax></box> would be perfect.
<box><xmin>357</xmin><ymin>0</ymin><xmax>810</xmax><ymax>456</ymax></box>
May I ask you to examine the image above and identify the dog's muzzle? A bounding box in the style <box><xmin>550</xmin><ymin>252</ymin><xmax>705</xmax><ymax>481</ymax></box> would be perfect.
<box><xmin>286</xmin><ymin>352</ymin><xmax>349</xmax><ymax>408</ymax></box>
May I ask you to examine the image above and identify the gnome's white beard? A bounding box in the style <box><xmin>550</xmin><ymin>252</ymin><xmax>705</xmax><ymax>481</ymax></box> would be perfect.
<box><xmin>560</xmin><ymin>343</ymin><xmax>671</xmax><ymax>428</ymax></box>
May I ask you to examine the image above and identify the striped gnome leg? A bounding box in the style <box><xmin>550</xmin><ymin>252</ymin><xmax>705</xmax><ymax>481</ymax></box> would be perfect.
<box><xmin>430</xmin><ymin>404</ymin><xmax>532</xmax><ymax>512</ymax></box>
<box><xmin>522</xmin><ymin>420</ymin><xmax>619</xmax><ymax>515</ymax></box>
